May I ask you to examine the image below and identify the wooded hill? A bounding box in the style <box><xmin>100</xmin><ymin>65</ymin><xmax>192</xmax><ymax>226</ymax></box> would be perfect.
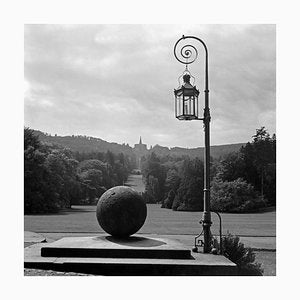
<box><xmin>149</xmin><ymin>143</ymin><xmax>245</xmax><ymax>159</ymax></box>
<box><xmin>34</xmin><ymin>130</ymin><xmax>133</xmax><ymax>155</ymax></box>
<box><xmin>33</xmin><ymin>130</ymin><xmax>245</xmax><ymax>159</ymax></box>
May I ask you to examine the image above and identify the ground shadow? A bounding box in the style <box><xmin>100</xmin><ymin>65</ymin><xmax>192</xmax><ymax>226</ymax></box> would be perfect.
<box><xmin>104</xmin><ymin>236</ymin><xmax>166</xmax><ymax>247</ymax></box>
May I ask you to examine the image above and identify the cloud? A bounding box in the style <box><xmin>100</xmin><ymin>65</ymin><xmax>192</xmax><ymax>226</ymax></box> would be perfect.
<box><xmin>24</xmin><ymin>24</ymin><xmax>276</xmax><ymax>148</ymax></box>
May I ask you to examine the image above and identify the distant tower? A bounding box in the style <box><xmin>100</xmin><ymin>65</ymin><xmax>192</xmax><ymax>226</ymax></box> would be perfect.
<box><xmin>134</xmin><ymin>136</ymin><xmax>148</xmax><ymax>170</ymax></box>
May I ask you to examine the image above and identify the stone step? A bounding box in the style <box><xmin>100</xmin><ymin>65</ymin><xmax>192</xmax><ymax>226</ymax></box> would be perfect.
<box><xmin>41</xmin><ymin>235</ymin><xmax>191</xmax><ymax>259</ymax></box>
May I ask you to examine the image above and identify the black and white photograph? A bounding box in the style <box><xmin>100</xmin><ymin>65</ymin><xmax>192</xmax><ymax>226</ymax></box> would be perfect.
<box><xmin>3</xmin><ymin>0</ymin><xmax>300</xmax><ymax>298</ymax></box>
<box><xmin>23</xmin><ymin>24</ymin><xmax>276</xmax><ymax>276</ymax></box>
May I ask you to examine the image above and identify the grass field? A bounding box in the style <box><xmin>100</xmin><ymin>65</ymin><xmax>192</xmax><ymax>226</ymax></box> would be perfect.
<box><xmin>25</xmin><ymin>174</ymin><xmax>276</xmax><ymax>239</ymax></box>
<box><xmin>24</xmin><ymin>204</ymin><xmax>276</xmax><ymax>237</ymax></box>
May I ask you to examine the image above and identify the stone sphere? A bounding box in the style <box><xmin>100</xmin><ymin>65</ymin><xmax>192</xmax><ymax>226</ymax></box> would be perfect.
<box><xmin>96</xmin><ymin>186</ymin><xmax>147</xmax><ymax>238</ymax></box>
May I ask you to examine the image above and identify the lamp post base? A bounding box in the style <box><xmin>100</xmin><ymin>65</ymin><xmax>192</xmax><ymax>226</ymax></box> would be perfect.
<box><xmin>202</xmin><ymin>221</ymin><xmax>212</xmax><ymax>253</ymax></box>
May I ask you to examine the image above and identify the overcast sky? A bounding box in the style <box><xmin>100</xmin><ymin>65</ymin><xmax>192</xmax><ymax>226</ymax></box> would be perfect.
<box><xmin>24</xmin><ymin>24</ymin><xmax>275</xmax><ymax>148</ymax></box>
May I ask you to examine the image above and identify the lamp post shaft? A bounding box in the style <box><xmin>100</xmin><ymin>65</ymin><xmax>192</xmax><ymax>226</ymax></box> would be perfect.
<box><xmin>203</xmin><ymin>88</ymin><xmax>211</xmax><ymax>253</ymax></box>
<box><xmin>202</xmin><ymin>41</ymin><xmax>212</xmax><ymax>253</ymax></box>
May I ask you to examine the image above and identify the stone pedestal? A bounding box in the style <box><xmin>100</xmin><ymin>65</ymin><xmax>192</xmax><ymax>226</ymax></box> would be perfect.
<box><xmin>25</xmin><ymin>234</ymin><xmax>237</xmax><ymax>276</ymax></box>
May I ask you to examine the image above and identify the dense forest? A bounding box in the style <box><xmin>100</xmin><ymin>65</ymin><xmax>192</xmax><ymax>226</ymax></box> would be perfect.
<box><xmin>24</xmin><ymin>128</ymin><xmax>135</xmax><ymax>213</ymax></box>
<box><xmin>141</xmin><ymin>127</ymin><xmax>276</xmax><ymax>213</ymax></box>
<box><xmin>25</xmin><ymin>126</ymin><xmax>275</xmax><ymax>214</ymax></box>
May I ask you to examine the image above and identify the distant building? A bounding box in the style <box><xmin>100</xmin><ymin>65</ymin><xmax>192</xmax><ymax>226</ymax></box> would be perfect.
<box><xmin>134</xmin><ymin>136</ymin><xmax>148</xmax><ymax>170</ymax></box>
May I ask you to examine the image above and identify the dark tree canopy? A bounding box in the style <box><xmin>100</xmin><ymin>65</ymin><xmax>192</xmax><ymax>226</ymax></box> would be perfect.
<box><xmin>141</xmin><ymin>127</ymin><xmax>276</xmax><ymax>212</ymax></box>
<box><xmin>24</xmin><ymin>127</ymin><xmax>134</xmax><ymax>213</ymax></box>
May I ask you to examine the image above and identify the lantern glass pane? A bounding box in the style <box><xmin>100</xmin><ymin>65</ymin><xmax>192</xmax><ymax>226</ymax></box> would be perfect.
<box><xmin>183</xmin><ymin>96</ymin><xmax>194</xmax><ymax>116</ymax></box>
<box><xmin>175</xmin><ymin>94</ymin><xmax>183</xmax><ymax>118</ymax></box>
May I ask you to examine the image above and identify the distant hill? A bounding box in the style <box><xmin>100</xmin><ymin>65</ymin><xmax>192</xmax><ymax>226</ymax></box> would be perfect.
<box><xmin>32</xmin><ymin>129</ymin><xmax>245</xmax><ymax>159</ymax></box>
<box><xmin>33</xmin><ymin>130</ymin><xmax>134</xmax><ymax>155</ymax></box>
<box><xmin>150</xmin><ymin>143</ymin><xmax>245</xmax><ymax>159</ymax></box>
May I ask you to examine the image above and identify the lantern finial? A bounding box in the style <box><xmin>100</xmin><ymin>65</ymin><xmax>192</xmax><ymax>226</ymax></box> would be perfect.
<box><xmin>183</xmin><ymin>73</ymin><xmax>191</xmax><ymax>83</ymax></box>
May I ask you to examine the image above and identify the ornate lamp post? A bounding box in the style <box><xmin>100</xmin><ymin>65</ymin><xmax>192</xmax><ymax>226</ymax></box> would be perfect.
<box><xmin>174</xmin><ymin>35</ymin><xmax>212</xmax><ymax>253</ymax></box>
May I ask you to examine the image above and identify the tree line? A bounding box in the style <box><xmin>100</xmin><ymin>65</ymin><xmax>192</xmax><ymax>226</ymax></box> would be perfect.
<box><xmin>24</xmin><ymin>128</ymin><xmax>134</xmax><ymax>214</ymax></box>
<box><xmin>141</xmin><ymin>127</ymin><xmax>276</xmax><ymax>213</ymax></box>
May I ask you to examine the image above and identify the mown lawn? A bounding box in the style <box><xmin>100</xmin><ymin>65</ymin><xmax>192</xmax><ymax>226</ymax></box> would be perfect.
<box><xmin>24</xmin><ymin>204</ymin><xmax>275</xmax><ymax>237</ymax></box>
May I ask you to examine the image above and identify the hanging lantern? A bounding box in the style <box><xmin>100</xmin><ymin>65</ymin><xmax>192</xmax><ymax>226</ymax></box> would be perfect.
<box><xmin>174</xmin><ymin>72</ymin><xmax>200</xmax><ymax>120</ymax></box>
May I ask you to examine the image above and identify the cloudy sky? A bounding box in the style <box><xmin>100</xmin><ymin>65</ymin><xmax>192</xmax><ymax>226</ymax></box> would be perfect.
<box><xmin>24</xmin><ymin>24</ymin><xmax>275</xmax><ymax>148</ymax></box>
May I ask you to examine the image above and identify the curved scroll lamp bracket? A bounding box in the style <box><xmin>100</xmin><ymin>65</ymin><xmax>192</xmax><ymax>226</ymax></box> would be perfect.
<box><xmin>192</xmin><ymin>211</ymin><xmax>223</xmax><ymax>255</ymax></box>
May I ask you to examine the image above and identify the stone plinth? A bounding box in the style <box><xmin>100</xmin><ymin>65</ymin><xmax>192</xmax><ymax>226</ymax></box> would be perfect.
<box><xmin>25</xmin><ymin>234</ymin><xmax>237</xmax><ymax>276</ymax></box>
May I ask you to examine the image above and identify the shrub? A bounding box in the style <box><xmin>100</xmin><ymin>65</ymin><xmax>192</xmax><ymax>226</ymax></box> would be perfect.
<box><xmin>171</xmin><ymin>194</ymin><xmax>181</xmax><ymax>211</ymax></box>
<box><xmin>211</xmin><ymin>177</ymin><xmax>266</xmax><ymax>213</ymax></box>
<box><xmin>141</xmin><ymin>191</ymin><xmax>156</xmax><ymax>204</ymax></box>
<box><xmin>172</xmin><ymin>159</ymin><xmax>204</xmax><ymax>211</ymax></box>
<box><xmin>216</xmin><ymin>233</ymin><xmax>263</xmax><ymax>275</ymax></box>
<box><xmin>172</xmin><ymin>178</ymin><xmax>203</xmax><ymax>211</ymax></box>
<box><xmin>161</xmin><ymin>189</ymin><xmax>175</xmax><ymax>209</ymax></box>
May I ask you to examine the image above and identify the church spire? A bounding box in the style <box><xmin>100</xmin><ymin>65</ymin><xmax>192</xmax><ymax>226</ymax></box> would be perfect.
<box><xmin>139</xmin><ymin>136</ymin><xmax>142</xmax><ymax>144</ymax></box>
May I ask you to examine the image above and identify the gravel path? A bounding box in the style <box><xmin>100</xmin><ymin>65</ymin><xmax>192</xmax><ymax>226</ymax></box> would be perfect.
<box><xmin>24</xmin><ymin>268</ymin><xmax>92</xmax><ymax>276</ymax></box>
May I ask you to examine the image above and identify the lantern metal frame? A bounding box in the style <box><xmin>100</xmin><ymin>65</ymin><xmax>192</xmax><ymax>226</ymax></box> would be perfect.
<box><xmin>174</xmin><ymin>70</ymin><xmax>201</xmax><ymax>121</ymax></box>
<box><xmin>173</xmin><ymin>35</ymin><xmax>212</xmax><ymax>253</ymax></box>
